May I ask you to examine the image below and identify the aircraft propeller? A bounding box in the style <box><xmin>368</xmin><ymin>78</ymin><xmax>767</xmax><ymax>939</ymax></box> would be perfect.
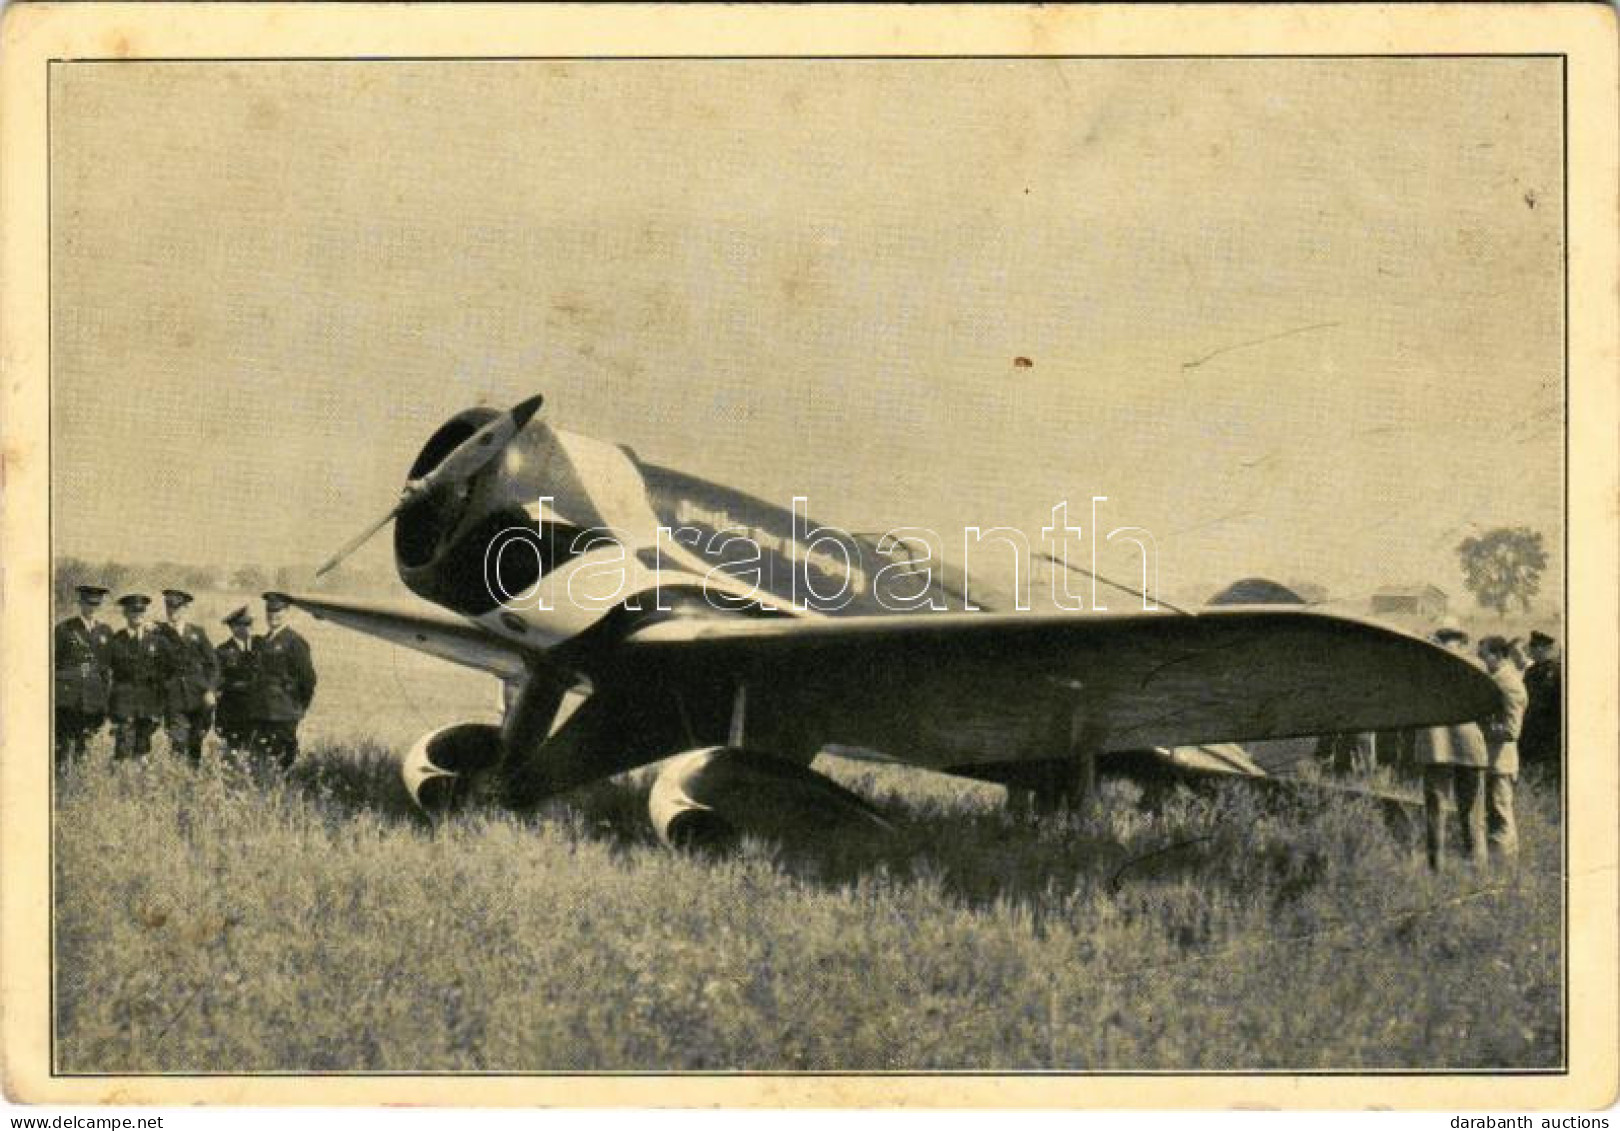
<box><xmin>315</xmin><ymin>394</ymin><xmax>544</xmax><ymax>578</ymax></box>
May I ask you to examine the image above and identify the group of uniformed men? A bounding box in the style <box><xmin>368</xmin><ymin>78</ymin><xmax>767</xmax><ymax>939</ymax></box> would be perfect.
<box><xmin>1414</xmin><ymin>626</ymin><xmax>1562</xmax><ymax>871</ymax></box>
<box><xmin>53</xmin><ymin>585</ymin><xmax>317</xmax><ymax>770</ymax></box>
<box><xmin>1307</xmin><ymin>624</ymin><xmax>1560</xmax><ymax>872</ymax></box>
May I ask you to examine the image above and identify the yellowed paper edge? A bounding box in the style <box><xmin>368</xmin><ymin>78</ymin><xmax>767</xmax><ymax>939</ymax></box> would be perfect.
<box><xmin>1</xmin><ymin>2</ymin><xmax>1614</xmax><ymax>1109</ymax></box>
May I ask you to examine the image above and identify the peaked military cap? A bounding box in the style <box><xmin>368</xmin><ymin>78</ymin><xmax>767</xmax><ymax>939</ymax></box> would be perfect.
<box><xmin>262</xmin><ymin>591</ymin><xmax>292</xmax><ymax>612</ymax></box>
<box><xmin>1432</xmin><ymin>625</ymin><xmax>1469</xmax><ymax>644</ymax></box>
<box><xmin>1477</xmin><ymin>634</ymin><xmax>1511</xmax><ymax>657</ymax></box>
<box><xmin>1528</xmin><ymin>630</ymin><xmax>1556</xmax><ymax>648</ymax></box>
<box><xmin>117</xmin><ymin>593</ymin><xmax>152</xmax><ymax>611</ymax></box>
<box><xmin>223</xmin><ymin>606</ymin><xmax>254</xmax><ymax>628</ymax></box>
<box><xmin>75</xmin><ymin>585</ymin><xmax>109</xmax><ymax>604</ymax></box>
<box><xmin>161</xmin><ymin>588</ymin><xmax>194</xmax><ymax>607</ymax></box>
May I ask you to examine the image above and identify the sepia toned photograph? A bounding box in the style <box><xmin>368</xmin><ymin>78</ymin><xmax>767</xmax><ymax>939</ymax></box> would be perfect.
<box><xmin>2</xmin><ymin>2</ymin><xmax>1616</xmax><ymax>1111</ymax></box>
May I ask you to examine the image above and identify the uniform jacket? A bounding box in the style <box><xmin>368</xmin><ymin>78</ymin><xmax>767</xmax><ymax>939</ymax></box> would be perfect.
<box><xmin>1482</xmin><ymin>663</ymin><xmax>1528</xmax><ymax>778</ymax></box>
<box><xmin>215</xmin><ymin>636</ymin><xmax>259</xmax><ymax>723</ymax></box>
<box><xmin>1520</xmin><ymin>658</ymin><xmax>1562</xmax><ymax>764</ymax></box>
<box><xmin>54</xmin><ymin>616</ymin><xmax>112</xmax><ymax>713</ymax></box>
<box><xmin>107</xmin><ymin>626</ymin><xmax>170</xmax><ymax>719</ymax></box>
<box><xmin>1416</xmin><ymin>649</ymin><xmax>1489</xmax><ymax>768</ymax></box>
<box><xmin>1415</xmin><ymin>720</ymin><xmax>1488</xmax><ymax>768</ymax></box>
<box><xmin>254</xmin><ymin>627</ymin><xmax>316</xmax><ymax>722</ymax></box>
<box><xmin>157</xmin><ymin>621</ymin><xmax>220</xmax><ymax>712</ymax></box>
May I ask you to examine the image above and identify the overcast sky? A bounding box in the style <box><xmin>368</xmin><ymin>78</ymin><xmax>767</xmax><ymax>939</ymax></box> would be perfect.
<box><xmin>50</xmin><ymin>58</ymin><xmax>1563</xmax><ymax>603</ymax></box>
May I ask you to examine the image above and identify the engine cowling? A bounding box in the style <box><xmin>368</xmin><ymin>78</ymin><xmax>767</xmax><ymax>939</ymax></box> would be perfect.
<box><xmin>391</xmin><ymin>402</ymin><xmax>612</xmax><ymax>622</ymax></box>
<box><xmin>647</xmin><ymin>746</ymin><xmax>893</xmax><ymax>852</ymax></box>
<box><xmin>394</xmin><ymin>407</ymin><xmax>537</xmax><ymax>618</ymax></box>
<box><xmin>402</xmin><ymin>722</ymin><xmax>505</xmax><ymax>812</ymax></box>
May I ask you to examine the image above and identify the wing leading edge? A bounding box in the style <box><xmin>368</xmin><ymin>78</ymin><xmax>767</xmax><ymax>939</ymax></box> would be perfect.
<box><xmin>284</xmin><ymin>592</ymin><xmax>533</xmax><ymax>682</ymax></box>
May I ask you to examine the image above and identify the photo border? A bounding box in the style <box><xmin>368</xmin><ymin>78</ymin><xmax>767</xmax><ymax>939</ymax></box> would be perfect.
<box><xmin>2</xmin><ymin>3</ymin><xmax>1614</xmax><ymax>1109</ymax></box>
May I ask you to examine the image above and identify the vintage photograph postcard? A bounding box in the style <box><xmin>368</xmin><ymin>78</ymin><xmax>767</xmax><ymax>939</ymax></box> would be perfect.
<box><xmin>1</xmin><ymin>2</ymin><xmax>1616</xmax><ymax>1110</ymax></box>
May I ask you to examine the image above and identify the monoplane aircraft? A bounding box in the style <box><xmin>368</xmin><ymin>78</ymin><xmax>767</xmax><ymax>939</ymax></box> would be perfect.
<box><xmin>289</xmin><ymin>395</ymin><xmax>1496</xmax><ymax>848</ymax></box>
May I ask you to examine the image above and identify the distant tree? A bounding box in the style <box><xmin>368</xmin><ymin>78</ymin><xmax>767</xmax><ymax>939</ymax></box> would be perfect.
<box><xmin>53</xmin><ymin>556</ymin><xmax>93</xmax><ymax>609</ymax></box>
<box><xmin>97</xmin><ymin>561</ymin><xmax>134</xmax><ymax>596</ymax></box>
<box><xmin>231</xmin><ymin>564</ymin><xmax>269</xmax><ymax>592</ymax></box>
<box><xmin>310</xmin><ymin>562</ymin><xmax>382</xmax><ymax>594</ymax></box>
<box><xmin>142</xmin><ymin>560</ymin><xmax>216</xmax><ymax>594</ymax></box>
<box><xmin>54</xmin><ymin>557</ymin><xmax>135</xmax><ymax>609</ymax></box>
<box><xmin>310</xmin><ymin>563</ymin><xmax>343</xmax><ymax>593</ymax></box>
<box><xmin>149</xmin><ymin>560</ymin><xmax>186</xmax><ymax>591</ymax></box>
<box><xmin>273</xmin><ymin>565</ymin><xmax>307</xmax><ymax>592</ymax></box>
<box><xmin>312</xmin><ymin>560</ymin><xmax>399</xmax><ymax>596</ymax></box>
<box><xmin>179</xmin><ymin>564</ymin><xmax>218</xmax><ymax>592</ymax></box>
<box><xmin>1456</xmin><ymin>526</ymin><xmax>1548</xmax><ymax>616</ymax></box>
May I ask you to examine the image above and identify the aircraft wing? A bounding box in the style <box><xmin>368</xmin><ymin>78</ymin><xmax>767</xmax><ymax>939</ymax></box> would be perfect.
<box><xmin>284</xmin><ymin>591</ymin><xmax>1496</xmax><ymax>777</ymax></box>
<box><xmin>603</xmin><ymin>607</ymin><xmax>1498</xmax><ymax>768</ymax></box>
<box><xmin>285</xmin><ymin>593</ymin><xmax>532</xmax><ymax>682</ymax></box>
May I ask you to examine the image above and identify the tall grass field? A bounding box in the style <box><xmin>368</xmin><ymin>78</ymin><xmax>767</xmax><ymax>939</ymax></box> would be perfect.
<box><xmin>51</xmin><ymin>743</ymin><xmax>1562</xmax><ymax>1073</ymax></box>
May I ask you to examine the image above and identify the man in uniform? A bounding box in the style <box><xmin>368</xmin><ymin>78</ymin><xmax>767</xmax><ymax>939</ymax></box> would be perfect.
<box><xmin>1520</xmin><ymin>630</ymin><xmax>1562</xmax><ymax>788</ymax></box>
<box><xmin>1507</xmin><ymin>636</ymin><xmax>1532</xmax><ymax>674</ymax></box>
<box><xmin>157</xmin><ymin>589</ymin><xmax>220</xmax><ymax>765</ymax></box>
<box><xmin>54</xmin><ymin>584</ymin><xmax>113</xmax><ymax>764</ymax></box>
<box><xmin>253</xmin><ymin>592</ymin><xmax>316</xmax><ymax>770</ymax></box>
<box><xmin>214</xmin><ymin>605</ymin><xmax>259</xmax><ymax>759</ymax></box>
<box><xmin>1415</xmin><ymin>625</ymin><xmax>1489</xmax><ymax>870</ymax></box>
<box><xmin>108</xmin><ymin>594</ymin><xmax>167</xmax><ymax>760</ymax></box>
<box><xmin>1477</xmin><ymin>635</ymin><xmax>1528</xmax><ymax>863</ymax></box>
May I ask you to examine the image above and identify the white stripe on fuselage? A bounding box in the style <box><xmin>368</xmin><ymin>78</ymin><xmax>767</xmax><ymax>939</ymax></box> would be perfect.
<box><xmin>472</xmin><ymin>497</ymin><xmax>820</xmax><ymax>651</ymax></box>
<box><xmin>473</xmin><ymin>426</ymin><xmax>842</xmax><ymax>651</ymax></box>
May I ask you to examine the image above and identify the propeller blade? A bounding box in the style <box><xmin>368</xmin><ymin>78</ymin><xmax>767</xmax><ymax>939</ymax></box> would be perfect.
<box><xmin>411</xmin><ymin>393</ymin><xmax>545</xmax><ymax>494</ymax></box>
<box><xmin>314</xmin><ymin>394</ymin><xmax>544</xmax><ymax>578</ymax></box>
<box><xmin>315</xmin><ymin>507</ymin><xmax>398</xmax><ymax>578</ymax></box>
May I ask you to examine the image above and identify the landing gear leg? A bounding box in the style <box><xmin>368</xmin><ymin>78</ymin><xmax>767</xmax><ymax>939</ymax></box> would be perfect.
<box><xmin>1029</xmin><ymin>763</ymin><xmax>1091</xmax><ymax>815</ymax></box>
<box><xmin>1068</xmin><ymin>700</ymin><xmax>1099</xmax><ymax>814</ymax></box>
<box><xmin>728</xmin><ymin>683</ymin><xmax>747</xmax><ymax>748</ymax></box>
<box><xmin>1026</xmin><ymin>700</ymin><xmax>1101</xmax><ymax>816</ymax></box>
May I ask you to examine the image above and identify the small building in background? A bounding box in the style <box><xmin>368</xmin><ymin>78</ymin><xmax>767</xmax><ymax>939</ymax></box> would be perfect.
<box><xmin>1370</xmin><ymin>583</ymin><xmax>1449</xmax><ymax>620</ymax></box>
